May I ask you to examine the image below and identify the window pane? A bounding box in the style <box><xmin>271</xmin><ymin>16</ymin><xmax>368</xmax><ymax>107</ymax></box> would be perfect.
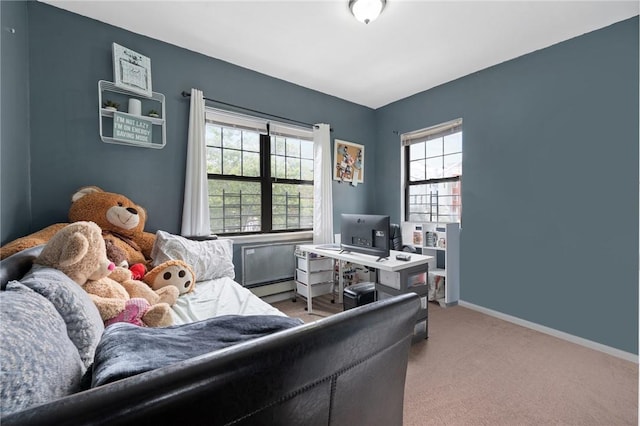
<box><xmin>300</xmin><ymin>140</ymin><xmax>314</xmax><ymax>159</ymax></box>
<box><xmin>243</xmin><ymin>151</ymin><xmax>260</xmax><ymax>177</ymax></box>
<box><xmin>301</xmin><ymin>159</ymin><xmax>314</xmax><ymax>180</ymax></box>
<box><xmin>206</xmin><ymin>146</ymin><xmax>221</xmax><ymax>174</ymax></box>
<box><xmin>410</xmin><ymin>141</ymin><xmax>425</xmax><ymax>159</ymax></box>
<box><xmin>426</xmin><ymin>157</ymin><xmax>442</xmax><ymax>179</ymax></box>
<box><xmin>407</xmin><ymin>180</ymin><xmax>461</xmax><ymax>223</ymax></box>
<box><xmin>222</xmin><ymin>149</ymin><xmax>241</xmax><ymax>175</ymax></box>
<box><xmin>443</xmin><ymin>132</ymin><xmax>462</xmax><ymax>155</ymax></box>
<box><xmin>274</xmin><ymin>136</ymin><xmax>286</xmax><ymax>156</ymax></box>
<box><xmin>443</xmin><ymin>153</ymin><xmax>462</xmax><ymax>177</ymax></box>
<box><xmin>243</xmin><ymin>132</ymin><xmax>260</xmax><ymax>152</ymax></box>
<box><xmin>272</xmin><ymin>183</ymin><xmax>313</xmax><ymax>230</ymax></box>
<box><xmin>286</xmin><ymin>157</ymin><xmax>301</xmax><ymax>179</ymax></box>
<box><xmin>223</xmin><ymin>128</ymin><xmax>241</xmax><ymax>150</ymax></box>
<box><xmin>286</xmin><ymin>139</ymin><xmax>300</xmax><ymax>157</ymax></box>
<box><xmin>410</xmin><ymin>159</ymin><xmax>425</xmax><ymax>181</ymax></box>
<box><xmin>425</xmin><ymin>138</ymin><xmax>442</xmax><ymax>158</ymax></box>
<box><xmin>206</xmin><ymin>124</ymin><xmax>222</xmax><ymax>147</ymax></box>
<box><xmin>273</xmin><ymin>155</ymin><xmax>286</xmax><ymax>179</ymax></box>
<box><xmin>208</xmin><ymin>179</ymin><xmax>261</xmax><ymax>234</ymax></box>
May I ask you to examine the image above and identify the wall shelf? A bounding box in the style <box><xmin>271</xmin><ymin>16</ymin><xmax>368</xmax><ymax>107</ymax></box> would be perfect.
<box><xmin>98</xmin><ymin>80</ymin><xmax>166</xmax><ymax>149</ymax></box>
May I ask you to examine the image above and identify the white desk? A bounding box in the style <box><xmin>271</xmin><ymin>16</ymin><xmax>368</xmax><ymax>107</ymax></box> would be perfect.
<box><xmin>297</xmin><ymin>244</ymin><xmax>433</xmax><ymax>304</ymax></box>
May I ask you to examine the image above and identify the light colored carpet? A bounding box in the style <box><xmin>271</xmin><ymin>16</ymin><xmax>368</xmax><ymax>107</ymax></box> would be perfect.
<box><xmin>272</xmin><ymin>295</ymin><xmax>638</xmax><ymax>426</ymax></box>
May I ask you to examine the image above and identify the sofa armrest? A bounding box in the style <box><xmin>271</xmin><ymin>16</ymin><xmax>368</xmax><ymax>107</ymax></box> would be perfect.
<box><xmin>0</xmin><ymin>245</ymin><xmax>43</xmax><ymax>290</ymax></box>
<box><xmin>2</xmin><ymin>293</ymin><xmax>420</xmax><ymax>426</ymax></box>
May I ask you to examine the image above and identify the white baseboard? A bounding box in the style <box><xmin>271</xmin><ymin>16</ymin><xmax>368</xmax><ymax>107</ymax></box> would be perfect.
<box><xmin>458</xmin><ymin>300</ymin><xmax>638</xmax><ymax>363</ymax></box>
<box><xmin>261</xmin><ymin>291</ymin><xmax>295</xmax><ymax>304</ymax></box>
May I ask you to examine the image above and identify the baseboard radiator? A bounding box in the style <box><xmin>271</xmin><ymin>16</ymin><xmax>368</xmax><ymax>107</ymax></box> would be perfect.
<box><xmin>241</xmin><ymin>241</ymin><xmax>312</xmax><ymax>296</ymax></box>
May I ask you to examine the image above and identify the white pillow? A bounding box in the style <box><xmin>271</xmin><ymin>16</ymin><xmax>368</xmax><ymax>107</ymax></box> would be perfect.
<box><xmin>151</xmin><ymin>231</ymin><xmax>235</xmax><ymax>281</ymax></box>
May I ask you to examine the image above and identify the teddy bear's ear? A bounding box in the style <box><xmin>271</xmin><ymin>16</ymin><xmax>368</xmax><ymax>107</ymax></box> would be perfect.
<box><xmin>58</xmin><ymin>231</ymin><xmax>90</xmax><ymax>267</ymax></box>
<box><xmin>71</xmin><ymin>186</ymin><xmax>104</xmax><ymax>203</ymax></box>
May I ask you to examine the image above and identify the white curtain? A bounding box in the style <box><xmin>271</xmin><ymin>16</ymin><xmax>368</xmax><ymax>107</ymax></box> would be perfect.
<box><xmin>181</xmin><ymin>88</ymin><xmax>211</xmax><ymax>237</ymax></box>
<box><xmin>313</xmin><ymin>123</ymin><xmax>333</xmax><ymax>244</ymax></box>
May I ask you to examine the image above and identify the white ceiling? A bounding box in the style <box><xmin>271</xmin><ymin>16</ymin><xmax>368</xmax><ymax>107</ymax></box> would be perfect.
<box><xmin>42</xmin><ymin>0</ymin><xmax>638</xmax><ymax>109</ymax></box>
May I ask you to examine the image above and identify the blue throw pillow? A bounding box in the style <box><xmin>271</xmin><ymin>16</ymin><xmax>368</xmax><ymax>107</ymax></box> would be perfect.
<box><xmin>0</xmin><ymin>282</ymin><xmax>84</xmax><ymax>415</ymax></box>
<box><xmin>19</xmin><ymin>265</ymin><xmax>104</xmax><ymax>368</ymax></box>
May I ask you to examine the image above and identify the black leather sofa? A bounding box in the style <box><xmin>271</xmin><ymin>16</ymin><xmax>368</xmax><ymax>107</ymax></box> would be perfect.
<box><xmin>1</xmin><ymin>247</ymin><xmax>421</xmax><ymax>426</ymax></box>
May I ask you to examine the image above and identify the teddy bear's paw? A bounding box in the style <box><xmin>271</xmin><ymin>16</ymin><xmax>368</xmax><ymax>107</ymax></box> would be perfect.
<box><xmin>146</xmin><ymin>262</ymin><xmax>195</xmax><ymax>295</ymax></box>
<box><xmin>155</xmin><ymin>285</ymin><xmax>179</xmax><ymax>306</ymax></box>
<box><xmin>142</xmin><ymin>303</ymin><xmax>173</xmax><ymax>327</ymax></box>
<box><xmin>108</xmin><ymin>266</ymin><xmax>133</xmax><ymax>283</ymax></box>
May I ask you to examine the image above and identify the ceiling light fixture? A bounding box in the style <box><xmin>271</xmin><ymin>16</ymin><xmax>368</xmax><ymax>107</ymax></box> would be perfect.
<box><xmin>349</xmin><ymin>0</ymin><xmax>386</xmax><ymax>24</ymax></box>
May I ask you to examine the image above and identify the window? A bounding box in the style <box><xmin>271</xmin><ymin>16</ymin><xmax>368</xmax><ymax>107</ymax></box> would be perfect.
<box><xmin>205</xmin><ymin>108</ymin><xmax>314</xmax><ymax>235</ymax></box>
<box><xmin>402</xmin><ymin>119</ymin><xmax>462</xmax><ymax>223</ymax></box>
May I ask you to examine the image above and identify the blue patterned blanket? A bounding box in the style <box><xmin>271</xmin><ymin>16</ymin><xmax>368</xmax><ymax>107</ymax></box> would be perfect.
<box><xmin>89</xmin><ymin>314</ymin><xmax>303</xmax><ymax>387</ymax></box>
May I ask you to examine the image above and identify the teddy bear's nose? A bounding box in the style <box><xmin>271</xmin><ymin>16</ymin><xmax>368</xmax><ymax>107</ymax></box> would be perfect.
<box><xmin>108</xmin><ymin>262</ymin><xmax>115</xmax><ymax>271</ymax></box>
<box><xmin>126</xmin><ymin>207</ymin><xmax>138</xmax><ymax>215</ymax></box>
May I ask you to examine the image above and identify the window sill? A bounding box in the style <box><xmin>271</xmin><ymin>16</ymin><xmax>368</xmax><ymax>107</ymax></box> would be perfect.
<box><xmin>220</xmin><ymin>231</ymin><xmax>313</xmax><ymax>245</ymax></box>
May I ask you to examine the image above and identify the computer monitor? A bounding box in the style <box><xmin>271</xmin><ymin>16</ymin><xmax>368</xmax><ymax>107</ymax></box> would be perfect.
<box><xmin>340</xmin><ymin>213</ymin><xmax>390</xmax><ymax>261</ymax></box>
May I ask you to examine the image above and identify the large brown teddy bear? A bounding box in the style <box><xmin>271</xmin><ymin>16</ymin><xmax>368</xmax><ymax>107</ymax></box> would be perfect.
<box><xmin>0</xmin><ymin>186</ymin><xmax>153</xmax><ymax>262</ymax></box>
<box><xmin>0</xmin><ymin>186</ymin><xmax>195</xmax><ymax>295</ymax></box>
<box><xmin>35</xmin><ymin>221</ymin><xmax>178</xmax><ymax>327</ymax></box>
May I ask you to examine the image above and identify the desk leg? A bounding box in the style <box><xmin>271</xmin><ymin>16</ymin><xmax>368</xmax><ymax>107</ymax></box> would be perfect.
<box><xmin>338</xmin><ymin>261</ymin><xmax>344</xmax><ymax>304</ymax></box>
<box><xmin>307</xmin><ymin>288</ymin><xmax>313</xmax><ymax>313</ymax></box>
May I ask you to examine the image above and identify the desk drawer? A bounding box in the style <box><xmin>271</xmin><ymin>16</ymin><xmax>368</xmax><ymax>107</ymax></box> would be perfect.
<box><xmin>296</xmin><ymin>281</ymin><xmax>333</xmax><ymax>299</ymax></box>
<box><xmin>297</xmin><ymin>257</ymin><xmax>333</xmax><ymax>272</ymax></box>
<box><xmin>296</xmin><ymin>269</ymin><xmax>333</xmax><ymax>285</ymax></box>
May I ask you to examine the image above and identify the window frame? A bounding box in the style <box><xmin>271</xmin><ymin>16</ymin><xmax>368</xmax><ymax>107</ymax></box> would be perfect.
<box><xmin>401</xmin><ymin>118</ymin><xmax>463</xmax><ymax>224</ymax></box>
<box><xmin>205</xmin><ymin>107</ymin><xmax>314</xmax><ymax>236</ymax></box>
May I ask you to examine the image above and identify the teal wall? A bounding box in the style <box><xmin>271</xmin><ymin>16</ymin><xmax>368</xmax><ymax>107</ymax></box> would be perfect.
<box><xmin>375</xmin><ymin>17</ymin><xmax>639</xmax><ymax>354</ymax></box>
<box><xmin>1</xmin><ymin>2</ymin><xmax>637</xmax><ymax>354</ymax></box>
<box><xmin>1</xmin><ymin>1</ymin><xmax>31</xmax><ymax>244</ymax></box>
<box><xmin>1</xmin><ymin>1</ymin><xmax>375</xmax><ymax>243</ymax></box>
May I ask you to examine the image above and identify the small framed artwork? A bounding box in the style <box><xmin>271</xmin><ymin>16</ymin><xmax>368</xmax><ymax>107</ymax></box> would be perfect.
<box><xmin>334</xmin><ymin>139</ymin><xmax>365</xmax><ymax>183</ymax></box>
<box><xmin>112</xmin><ymin>43</ymin><xmax>152</xmax><ymax>97</ymax></box>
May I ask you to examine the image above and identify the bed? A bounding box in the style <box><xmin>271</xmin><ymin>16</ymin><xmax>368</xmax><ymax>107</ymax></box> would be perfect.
<box><xmin>0</xmin><ymin>234</ymin><xmax>421</xmax><ymax>425</ymax></box>
<box><xmin>150</xmin><ymin>230</ymin><xmax>289</xmax><ymax>325</ymax></box>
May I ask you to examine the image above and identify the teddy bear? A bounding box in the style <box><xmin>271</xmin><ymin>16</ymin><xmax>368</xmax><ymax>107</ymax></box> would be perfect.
<box><xmin>34</xmin><ymin>221</ymin><xmax>178</xmax><ymax>327</ymax></box>
<box><xmin>143</xmin><ymin>260</ymin><xmax>196</xmax><ymax>296</ymax></box>
<box><xmin>0</xmin><ymin>186</ymin><xmax>154</xmax><ymax>265</ymax></box>
<box><xmin>91</xmin><ymin>265</ymin><xmax>179</xmax><ymax>327</ymax></box>
<box><xmin>0</xmin><ymin>186</ymin><xmax>197</xmax><ymax>295</ymax></box>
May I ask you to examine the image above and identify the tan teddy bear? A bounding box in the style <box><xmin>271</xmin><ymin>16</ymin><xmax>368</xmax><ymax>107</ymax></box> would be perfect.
<box><xmin>35</xmin><ymin>221</ymin><xmax>178</xmax><ymax>327</ymax></box>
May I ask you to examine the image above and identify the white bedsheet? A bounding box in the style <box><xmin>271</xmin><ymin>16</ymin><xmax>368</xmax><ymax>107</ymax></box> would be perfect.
<box><xmin>171</xmin><ymin>276</ymin><xmax>287</xmax><ymax>325</ymax></box>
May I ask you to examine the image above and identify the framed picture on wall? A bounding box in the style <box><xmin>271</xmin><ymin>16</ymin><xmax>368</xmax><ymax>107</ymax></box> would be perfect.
<box><xmin>334</xmin><ymin>139</ymin><xmax>365</xmax><ymax>183</ymax></box>
<box><xmin>112</xmin><ymin>43</ymin><xmax>152</xmax><ymax>97</ymax></box>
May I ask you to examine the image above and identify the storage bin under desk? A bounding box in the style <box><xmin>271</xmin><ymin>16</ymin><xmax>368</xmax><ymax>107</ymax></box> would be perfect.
<box><xmin>377</xmin><ymin>264</ymin><xmax>428</xmax><ymax>292</ymax></box>
<box><xmin>296</xmin><ymin>281</ymin><xmax>333</xmax><ymax>299</ymax></box>
<box><xmin>296</xmin><ymin>269</ymin><xmax>333</xmax><ymax>285</ymax></box>
<box><xmin>296</xmin><ymin>256</ymin><xmax>333</xmax><ymax>273</ymax></box>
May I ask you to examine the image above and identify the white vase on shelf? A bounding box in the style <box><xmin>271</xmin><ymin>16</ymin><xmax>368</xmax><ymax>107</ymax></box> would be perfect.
<box><xmin>128</xmin><ymin>98</ymin><xmax>142</xmax><ymax>115</ymax></box>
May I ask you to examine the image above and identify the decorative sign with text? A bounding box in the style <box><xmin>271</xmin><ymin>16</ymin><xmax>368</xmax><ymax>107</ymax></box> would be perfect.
<box><xmin>113</xmin><ymin>112</ymin><xmax>152</xmax><ymax>144</ymax></box>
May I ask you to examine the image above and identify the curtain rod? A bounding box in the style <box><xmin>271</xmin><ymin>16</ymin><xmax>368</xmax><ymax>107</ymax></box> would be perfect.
<box><xmin>181</xmin><ymin>91</ymin><xmax>323</xmax><ymax>130</ymax></box>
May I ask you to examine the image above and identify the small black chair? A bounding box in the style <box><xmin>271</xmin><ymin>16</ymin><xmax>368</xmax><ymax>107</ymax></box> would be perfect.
<box><xmin>389</xmin><ymin>224</ymin><xmax>416</xmax><ymax>253</ymax></box>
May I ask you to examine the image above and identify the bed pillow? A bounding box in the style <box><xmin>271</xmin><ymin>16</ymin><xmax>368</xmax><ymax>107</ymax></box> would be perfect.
<box><xmin>19</xmin><ymin>264</ymin><xmax>104</xmax><ymax>368</ymax></box>
<box><xmin>1</xmin><ymin>282</ymin><xmax>84</xmax><ymax>415</ymax></box>
<box><xmin>151</xmin><ymin>231</ymin><xmax>235</xmax><ymax>281</ymax></box>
